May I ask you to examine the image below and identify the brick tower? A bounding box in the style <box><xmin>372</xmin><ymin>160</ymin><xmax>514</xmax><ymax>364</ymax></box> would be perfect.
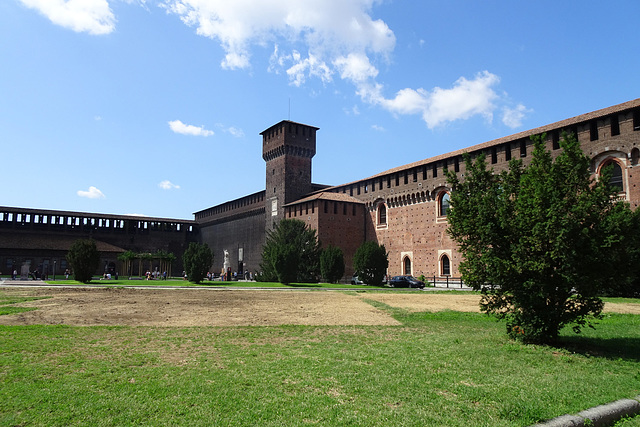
<box><xmin>262</xmin><ymin>120</ymin><xmax>318</xmax><ymax>231</ymax></box>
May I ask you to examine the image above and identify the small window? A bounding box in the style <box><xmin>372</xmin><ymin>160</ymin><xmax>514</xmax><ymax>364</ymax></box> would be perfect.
<box><xmin>552</xmin><ymin>131</ymin><xmax>560</xmax><ymax>150</ymax></box>
<box><xmin>454</xmin><ymin>157</ymin><xmax>460</xmax><ymax>172</ymax></box>
<box><xmin>491</xmin><ymin>147</ymin><xmax>497</xmax><ymax>164</ymax></box>
<box><xmin>324</xmin><ymin>201</ymin><xmax>328</xmax><ymax>213</ymax></box>
<box><xmin>439</xmin><ymin>192</ymin><xmax>450</xmax><ymax>216</ymax></box>
<box><xmin>611</xmin><ymin>115</ymin><xmax>620</xmax><ymax>136</ymax></box>
<box><xmin>432</xmin><ymin>164</ymin><xmax>438</xmax><ymax>178</ymax></box>
<box><xmin>634</xmin><ymin>108</ymin><xmax>640</xmax><ymax>131</ymax></box>
<box><xmin>422</xmin><ymin>166</ymin><xmax>427</xmax><ymax>180</ymax></box>
<box><xmin>520</xmin><ymin>140</ymin><xmax>527</xmax><ymax>158</ymax></box>
<box><xmin>333</xmin><ymin>202</ymin><xmax>337</xmax><ymax>214</ymax></box>
<box><xmin>404</xmin><ymin>172</ymin><xmax>408</xmax><ymax>185</ymax></box>
<box><xmin>413</xmin><ymin>169</ymin><xmax>417</xmax><ymax>182</ymax></box>
<box><xmin>378</xmin><ymin>204</ymin><xmax>387</xmax><ymax>225</ymax></box>
<box><xmin>395</xmin><ymin>174</ymin><xmax>399</xmax><ymax>186</ymax></box>
<box><xmin>590</xmin><ymin>120</ymin><xmax>599</xmax><ymax>141</ymax></box>
<box><xmin>387</xmin><ymin>176</ymin><xmax>391</xmax><ymax>188</ymax></box>
<box><xmin>505</xmin><ymin>143</ymin><xmax>512</xmax><ymax>161</ymax></box>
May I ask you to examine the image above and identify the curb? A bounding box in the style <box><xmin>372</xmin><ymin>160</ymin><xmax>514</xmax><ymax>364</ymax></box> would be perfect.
<box><xmin>533</xmin><ymin>395</ymin><xmax>640</xmax><ymax>426</ymax></box>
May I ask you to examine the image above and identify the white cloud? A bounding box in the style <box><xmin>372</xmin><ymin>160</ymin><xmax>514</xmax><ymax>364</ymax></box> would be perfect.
<box><xmin>502</xmin><ymin>104</ymin><xmax>532</xmax><ymax>128</ymax></box>
<box><xmin>334</xmin><ymin>53</ymin><xmax>378</xmax><ymax>83</ymax></box>
<box><xmin>162</xmin><ymin>0</ymin><xmax>396</xmax><ymax>71</ymax></box>
<box><xmin>362</xmin><ymin>71</ymin><xmax>502</xmax><ymax>128</ymax></box>
<box><xmin>158</xmin><ymin>180</ymin><xmax>180</xmax><ymax>190</ymax></box>
<box><xmin>168</xmin><ymin>119</ymin><xmax>214</xmax><ymax>136</ymax></box>
<box><xmin>161</xmin><ymin>1</ymin><xmax>524</xmax><ymax>129</ymax></box>
<box><xmin>77</xmin><ymin>186</ymin><xmax>105</xmax><ymax>199</ymax></box>
<box><xmin>20</xmin><ymin>0</ymin><xmax>116</xmax><ymax>35</ymax></box>
<box><xmin>227</xmin><ymin>127</ymin><xmax>245</xmax><ymax>138</ymax></box>
<box><xmin>371</xmin><ymin>124</ymin><xmax>385</xmax><ymax>132</ymax></box>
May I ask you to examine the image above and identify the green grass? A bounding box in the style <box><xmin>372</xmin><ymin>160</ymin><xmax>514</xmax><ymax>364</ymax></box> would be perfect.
<box><xmin>43</xmin><ymin>278</ymin><xmax>388</xmax><ymax>290</ymax></box>
<box><xmin>0</xmin><ymin>294</ymin><xmax>49</xmax><ymax>316</ymax></box>
<box><xmin>0</xmin><ymin>296</ymin><xmax>638</xmax><ymax>426</ymax></box>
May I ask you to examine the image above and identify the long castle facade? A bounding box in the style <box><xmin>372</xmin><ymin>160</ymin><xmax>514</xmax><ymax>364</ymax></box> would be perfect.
<box><xmin>2</xmin><ymin>98</ymin><xmax>639</xmax><ymax>281</ymax></box>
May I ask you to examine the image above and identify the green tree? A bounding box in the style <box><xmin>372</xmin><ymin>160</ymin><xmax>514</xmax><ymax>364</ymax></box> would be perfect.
<box><xmin>353</xmin><ymin>241</ymin><xmax>388</xmax><ymax>286</ymax></box>
<box><xmin>259</xmin><ymin>219</ymin><xmax>321</xmax><ymax>284</ymax></box>
<box><xmin>320</xmin><ymin>245</ymin><xmax>345</xmax><ymax>284</ymax></box>
<box><xmin>66</xmin><ymin>239</ymin><xmax>101</xmax><ymax>284</ymax></box>
<box><xmin>182</xmin><ymin>242</ymin><xmax>214</xmax><ymax>284</ymax></box>
<box><xmin>446</xmin><ymin>132</ymin><xmax>637</xmax><ymax>343</ymax></box>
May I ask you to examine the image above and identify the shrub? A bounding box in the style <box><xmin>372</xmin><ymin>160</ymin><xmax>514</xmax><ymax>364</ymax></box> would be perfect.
<box><xmin>66</xmin><ymin>239</ymin><xmax>100</xmax><ymax>284</ymax></box>
<box><xmin>353</xmin><ymin>241</ymin><xmax>388</xmax><ymax>286</ymax></box>
<box><xmin>182</xmin><ymin>242</ymin><xmax>214</xmax><ymax>284</ymax></box>
<box><xmin>320</xmin><ymin>245</ymin><xmax>345</xmax><ymax>284</ymax></box>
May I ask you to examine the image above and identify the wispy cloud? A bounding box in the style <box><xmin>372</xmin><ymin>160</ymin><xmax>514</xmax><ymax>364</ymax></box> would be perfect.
<box><xmin>19</xmin><ymin>0</ymin><xmax>116</xmax><ymax>35</ymax></box>
<box><xmin>502</xmin><ymin>104</ymin><xmax>532</xmax><ymax>129</ymax></box>
<box><xmin>77</xmin><ymin>186</ymin><xmax>105</xmax><ymax>199</ymax></box>
<box><xmin>158</xmin><ymin>180</ymin><xmax>180</xmax><ymax>190</ymax></box>
<box><xmin>168</xmin><ymin>120</ymin><xmax>214</xmax><ymax>137</ymax></box>
<box><xmin>371</xmin><ymin>124</ymin><xmax>385</xmax><ymax>132</ymax></box>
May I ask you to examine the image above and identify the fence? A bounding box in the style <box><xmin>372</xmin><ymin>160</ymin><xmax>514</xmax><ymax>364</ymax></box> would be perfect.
<box><xmin>430</xmin><ymin>276</ymin><xmax>468</xmax><ymax>289</ymax></box>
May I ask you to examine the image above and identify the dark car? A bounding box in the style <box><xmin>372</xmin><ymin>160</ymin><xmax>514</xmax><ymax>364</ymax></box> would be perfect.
<box><xmin>389</xmin><ymin>275</ymin><xmax>425</xmax><ymax>289</ymax></box>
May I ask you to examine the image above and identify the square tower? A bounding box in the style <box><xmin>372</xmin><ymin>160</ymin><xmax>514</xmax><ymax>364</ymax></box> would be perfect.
<box><xmin>262</xmin><ymin>120</ymin><xmax>318</xmax><ymax>231</ymax></box>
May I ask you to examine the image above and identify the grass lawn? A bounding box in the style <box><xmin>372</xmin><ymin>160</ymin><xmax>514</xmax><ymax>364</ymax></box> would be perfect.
<box><xmin>42</xmin><ymin>278</ymin><xmax>389</xmax><ymax>290</ymax></box>
<box><xmin>0</xmin><ymin>293</ymin><xmax>638</xmax><ymax>426</ymax></box>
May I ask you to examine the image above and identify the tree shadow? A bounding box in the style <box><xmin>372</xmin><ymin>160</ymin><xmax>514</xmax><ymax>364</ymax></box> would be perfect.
<box><xmin>555</xmin><ymin>336</ymin><xmax>640</xmax><ymax>362</ymax></box>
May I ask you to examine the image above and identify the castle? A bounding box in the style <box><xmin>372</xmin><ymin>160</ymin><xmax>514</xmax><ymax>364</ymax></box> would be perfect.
<box><xmin>2</xmin><ymin>98</ymin><xmax>639</xmax><ymax>281</ymax></box>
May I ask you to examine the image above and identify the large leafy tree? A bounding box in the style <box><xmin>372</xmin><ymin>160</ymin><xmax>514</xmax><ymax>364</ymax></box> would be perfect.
<box><xmin>259</xmin><ymin>219</ymin><xmax>321</xmax><ymax>284</ymax></box>
<box><xmin>66</xmin><ymin>239</ymin><xmax>101</xmax><ymax>284</ymax></box>
<box><xmin>353</xmin><ymin>241</ymin><xmax>388</xmax><ymax>286</ymax></box>
<box><xmin>320</xmin><ymin>245</ymin><xmax>345</xmax><ymax>284</ymax></box>
<box><xmin>446</xmin><ymin>132</ymin><xmax>638</xmax><ymax>343</ymax></box>
<box><xmin>182</xmin><ymin>242</ymin><xmax>214</xmax><ymax>284</ymax></box>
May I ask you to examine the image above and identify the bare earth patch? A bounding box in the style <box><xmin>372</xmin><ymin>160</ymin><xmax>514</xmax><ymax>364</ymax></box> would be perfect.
<box><xmin>0</xmin><ymin>287</ymin><xmax>637</xmax><ymax>326</ymax></box>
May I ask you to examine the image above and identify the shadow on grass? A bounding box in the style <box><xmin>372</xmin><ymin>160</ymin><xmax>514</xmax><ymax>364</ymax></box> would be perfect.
<box><xmin>556</xmin><ymin>336</ymin><xmax>640</xmax><ymax>362</ymax></box>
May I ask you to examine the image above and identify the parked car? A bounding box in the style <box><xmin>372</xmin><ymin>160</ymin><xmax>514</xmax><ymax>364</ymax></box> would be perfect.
<box><xmin>351</xmin><ymin>275</ymin><xmax>364</xmax><ymax>285</ymax></box>
<box><xmin>389</xmin><ymin>275</ymin><xmax>425</xmax><ymax>289</ymax></box>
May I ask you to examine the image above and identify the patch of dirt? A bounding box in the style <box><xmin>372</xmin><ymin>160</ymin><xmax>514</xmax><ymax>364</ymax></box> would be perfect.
<box><xmin>0</xmin><ymin>287</ymin><xmax>637</xmax><ymax>326</ymax></box>
<box><xmin>0</xmin><ymin>287</ymin><xmax>400</xmax><ymax>326</ymax></box>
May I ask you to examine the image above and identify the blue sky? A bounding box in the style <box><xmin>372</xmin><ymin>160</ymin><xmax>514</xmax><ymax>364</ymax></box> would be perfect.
<box><xmin>1</xmin><ymin>0</ymin><xmax>639</xmax><ymax>220</ymax></box>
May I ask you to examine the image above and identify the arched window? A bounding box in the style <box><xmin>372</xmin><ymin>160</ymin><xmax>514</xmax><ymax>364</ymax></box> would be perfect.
<box><xmin>631</xmin><ymin>148</ymin><xmax>640</xmax><ymax>166</ymax></box>
<box><xmin>600</xmin><ymin>159</ymin><xmax>624</xmax><ymax>192</ymax></box>
<box><xmin>441</xmin><ymin>255</ymin><xmax>451</xmax><ymax>276</ymax></box>
<box><xmin>378</xmin><ymin>203</ymin><xmax>387</xmax><ymax>225</ymax></box>
<box><xmin>438</xmin><ymin>192</ymin><xmax>450</xmax><ymax>216</ymax></box>
<box><xmin>403</xmin><ymin>256</ymin><xmax>411</xmax><ymax>275</ymax></box>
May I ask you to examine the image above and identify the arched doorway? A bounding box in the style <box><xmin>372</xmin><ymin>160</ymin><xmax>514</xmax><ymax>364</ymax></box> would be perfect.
<box><xmin>403</xmin><ymin>256</ymin><xmax>411</xmax><ymax>275</ymax></box>
<box><xmin>440</xmin><ymin>254</ymin><xmax>450</xmax><ymax>276</ymax></box>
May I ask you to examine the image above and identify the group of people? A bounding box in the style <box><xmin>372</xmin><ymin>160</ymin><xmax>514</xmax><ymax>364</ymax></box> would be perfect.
<box><xmin>146</xmin><ymin>270</ymin><xmax>167</xmax><ymax>280</ymax></box>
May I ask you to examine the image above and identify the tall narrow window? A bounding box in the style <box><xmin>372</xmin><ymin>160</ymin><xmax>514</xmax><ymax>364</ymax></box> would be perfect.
<box><xmin>413</xmin><ymin>169</ymin><xmax>417</xmax><ymax>182</ymax></box>
<box><xmin>441</xmin><ymin>255</ymin><xmax>451</xmax><ymax>276</ymax></box>
<box><xmin>404</xmin><ymin>172</ymin><xmax>408</xmax><ymax>185</ymax></box>
<box><xmin>505</xmin><ymin>143</ymin><xmax>512</xmax><ymax>161</ymax></box>
<box><xmin>611</xmin><ymin>114</ymin><xmax>620</xmax><ymax>136</ymax></box>
<box><xmin>590</xmin><ymin>120</ymin><xmax>599</xmax><ymax>141</ymax></box>
<box><xmin>439</xmin><ymin>192</ymin><xmax>450</xmax><ymax>216</ymax></box>
<box><xmin>432</xmin><ymin>164</ymin><xmax>438</xmax><ymax>178</ymax></box>
<box><xmin>520</xmin><ymin>140</ymin><xmax>527</xmax><ymax>157</ymax></box>
<box><xmin>378</xmin><ymin>203</ymin><xmax>387</xmax><ymax>225</ymax></box>
<box><xmin>552</xmin><ymin>131</ymin><xmax>560</xmax><ymax>150</ymax></box>
<box><xmin>454</xmin><ymin>157</ymin><xmax>460</xmax><ymax>172</ymax></box>
<box><xmin>634</xmin><ymin>108</ymin><xmax>640</xmax><ymax>131</ymax></box>
<box><xmin>491</xmin><ymin>147</ymin><xmax>497</xmax><ymax>164</ymax></box>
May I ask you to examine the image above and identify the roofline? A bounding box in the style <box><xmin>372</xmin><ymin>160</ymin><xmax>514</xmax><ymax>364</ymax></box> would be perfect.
<box><xmin>0</xmin><ymin>206</ymin><xmax>196</xmax><ymax>224</ymax></box>
<box><xmin>327</xmin><ymin>97</ymin><xmax>640</xmax><ymax>189</ymax></box>
<box><xmin>260</xmin><ymin>120</ymin><xmax>320</xmax><ymax>135</ymax></box>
